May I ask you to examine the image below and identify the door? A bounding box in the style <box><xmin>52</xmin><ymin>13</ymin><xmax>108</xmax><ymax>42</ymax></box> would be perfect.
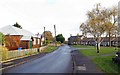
<box><xmin>30</xmin><ymin>41</ymin><xmax>32</xmax><ymax>49</ymax></box>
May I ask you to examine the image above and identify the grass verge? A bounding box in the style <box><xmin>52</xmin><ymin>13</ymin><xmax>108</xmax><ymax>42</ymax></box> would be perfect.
<box><xmin>92</xmin><ymin>55</ymin><xmax>120</xmax><ymax>73</ymax></box>
<box><xmin>72</xmin><ymin>45</ymin><xmax>119</xmax><ymax>73</ymax></box>
<box><xmin>72</xmin><ymin>45</ymin><xmax>95</xmax><ymax>48</ymax></box>
<box><xmin>72</xmin><ymin>45</ymin><xmax>118</xmax><ymax>56</ymax></box>
<box><xmin>42</xmin><ymin>46</ymin><xmax>58</xmax><ymax>53</ymax></box>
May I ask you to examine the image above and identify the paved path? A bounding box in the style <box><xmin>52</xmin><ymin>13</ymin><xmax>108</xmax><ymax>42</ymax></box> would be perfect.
<box><xmin>70</xmin><ymin>46</ymin><xmax>103</xmax><ymax>73</ymax></box>
<box><xmin>88</xmin><ymin>52</ymin><xmax>116</xmax><ymax>59</ymax></box>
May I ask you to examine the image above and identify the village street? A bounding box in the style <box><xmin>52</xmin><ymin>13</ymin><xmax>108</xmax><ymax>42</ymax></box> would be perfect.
<box><xmin>3</xmin><ymin>45</ymin><xmax>73</xmax><ymax>73</ymax></box>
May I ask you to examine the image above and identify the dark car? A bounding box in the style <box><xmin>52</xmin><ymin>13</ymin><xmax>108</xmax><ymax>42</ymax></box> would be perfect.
<box><xmin>112</xmin><ymin>51</ymin><xmax>120</xmax><ymax>64</ymax></box>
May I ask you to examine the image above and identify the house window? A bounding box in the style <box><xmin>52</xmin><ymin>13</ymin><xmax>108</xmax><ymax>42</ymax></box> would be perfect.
<box><xmin>38</xmin><ymin>39</ymin><xmax>40</xmax><ymax>44</ymax></box>
<box><xmin>34</xmin><ymin>38</ymin><xmax>36</xmax><ymax>45</ymax></box>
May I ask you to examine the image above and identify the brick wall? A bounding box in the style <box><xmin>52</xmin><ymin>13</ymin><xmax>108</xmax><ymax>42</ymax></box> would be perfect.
<box><xmin>5</xmin><ymin>35</ymin><xmax>22</xmax><ymax>50</ymax></box>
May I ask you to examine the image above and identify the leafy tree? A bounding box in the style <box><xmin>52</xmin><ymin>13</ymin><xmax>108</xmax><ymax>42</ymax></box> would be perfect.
<box><xmin>80</xmin><ymin>3</ymin><xmax>107</xmax><ymax>53</ymax></box>
<box><xmin>42</xmin><ymin>31</ymin><xmax>54</xmax><ymax>44</ymax></box>
<box><xmin>56</xmin><ymin>34</ymin><xmax>65</xmax><ymax>43</ymax></box>
<box><xmin>80</xmin><ymin>4</ymin><xmax>118</xmax><ymax>52</ymax></box>
<box><xmin>0</xmin><ymin>32</ymin><xmax>5</xmax><ymax>45</ymax></box>
<box><xmin>13</xmin><ymin>22</ymin><xmax>22</xmax><ymax>29</ymax></box>
<box><xmin>104</xmin><ymin>7</ymin><xmax>118</xmax><ymax>47</ymax></box>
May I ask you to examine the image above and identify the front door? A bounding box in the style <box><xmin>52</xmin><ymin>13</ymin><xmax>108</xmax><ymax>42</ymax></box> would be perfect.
<box><xmin>30</xmin><ymin>41</ymin><xmax>32</xmax><ymax>49</ymax></box>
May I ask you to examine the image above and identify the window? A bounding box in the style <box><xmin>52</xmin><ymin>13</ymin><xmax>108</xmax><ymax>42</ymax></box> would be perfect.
<box><xmin>38</xmin><ymin>39</ymin><xmax>40</xmax><ymax>44</ymax></box>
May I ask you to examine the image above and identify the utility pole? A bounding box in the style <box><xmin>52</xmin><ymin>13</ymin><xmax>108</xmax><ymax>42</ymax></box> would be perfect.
<box><xmin>44</xmin><ymin>27</ymin><xmax>46</xmax><ymax>45</ymax></box>
<box><xmin>54</xmin><ymin>25</ymin><xmax>57</xmax><ymax>46</ymax></box>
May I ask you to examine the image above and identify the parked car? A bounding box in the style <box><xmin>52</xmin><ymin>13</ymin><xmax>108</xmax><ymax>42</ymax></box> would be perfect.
<box><xmin>112</xmin><ymin>51</ymin><xmax>120</xmax><ymax>64</ymax></box>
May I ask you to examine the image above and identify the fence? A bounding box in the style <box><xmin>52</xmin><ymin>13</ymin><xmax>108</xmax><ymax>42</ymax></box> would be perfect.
<box><xmin>2</xmin><ymin>46</ymin><xmax>48</xmax><ymax>61</ymax></box>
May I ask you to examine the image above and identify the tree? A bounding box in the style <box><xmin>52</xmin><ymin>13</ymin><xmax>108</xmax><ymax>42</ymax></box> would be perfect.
<box><xmin>74</xmin><ymin>34</ymin><xmax>80</xmax><ymax>45</ymax></box>
<box><xmin>80</xmin><ymin>3</ymin><xmax>107</xmax><ymax>53</ymax></box>
<box><xmin>13</xmin><ymin>22</ymin><xmax>22</xmax><ymax>29</ymax></box>
<box><xmin>42</xmin><ymin>31</ymin><xmax>54</xmax><ymax>44</ymax></box>
<box><xmin>104</xmin><ymin>7</ymin><xmax>118</xmax><ymax>47</ymax></box>
<box><xmin>0</xmin><ymin>32</ymin><xmax>5</xmax><ymax>45</ymax></box>
<box><xmin>56</xmin><ymin>34</ymin><xmax>65</xmax><ymax>43</ymax></box>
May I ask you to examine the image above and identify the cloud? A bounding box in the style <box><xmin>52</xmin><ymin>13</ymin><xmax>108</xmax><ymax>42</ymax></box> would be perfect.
<box><xmin>0</xmin><ymin>0</ymin><xmax>119</xmax><ymax>40</ymax></box>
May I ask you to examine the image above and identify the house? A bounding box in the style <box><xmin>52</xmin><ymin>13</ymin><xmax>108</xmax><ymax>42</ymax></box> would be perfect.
<box><xmin>32</xmin><ymin>33</ymin><xmax>43</xmax><ymax>48</ymax></box>
<box><xmin>68</xmin><ymin>35</ymin><xmax>84</xmax><ymax>45</ymax></box>
<box><xmin>87</xmin><ymin>38</ymin><xmax>95</xmax><ymax>46</ymax></box>
<box><xmin>68</xmin><ymin>35</ymin><xmax>120</xmax><ymax>47</ymax></box>
<box><xmin>80</xmin><ymin>37</ymin><xmax>95</xmax><ymax>46</ymax></box>
<box><xmin>0</xmin><ymin>25</ymin><xmax>42</xmax><ymax>50</ymax></box>
<box><xmin>80</xmin><ymin>37</ymin><xmax>89</xmax><ymax>45</ymax></box>
<box><xmin>111</xmin><ymin>36</ymin><xmax>120</xmax><ymax>47</ymax></box>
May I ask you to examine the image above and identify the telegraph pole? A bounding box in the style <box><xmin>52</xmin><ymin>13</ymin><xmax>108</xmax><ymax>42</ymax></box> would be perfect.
<box><xmin>44</xmin><ymin>27</ymin><xmax>46</xmax><ymax>45</ymax></box>
<box><xmin>54</xmin><ymin>25</ymin><xmax>57</xmax><ymax>46</ymax></box>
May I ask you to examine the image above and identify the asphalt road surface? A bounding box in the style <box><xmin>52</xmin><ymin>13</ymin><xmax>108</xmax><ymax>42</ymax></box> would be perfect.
<box><xmin>4</xmin><ymin>45</ymin><xmax>73</xmax><ymax>73</ymax></box>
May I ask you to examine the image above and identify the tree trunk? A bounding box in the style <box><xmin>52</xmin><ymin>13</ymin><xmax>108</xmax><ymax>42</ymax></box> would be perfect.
<box><xmin>108</xmin><ymin>32</ymin><xmax>111</xmax><ymax>47</ymax></box>
<box><xmin>96</xmin><ymin>42</ymin><xmax>100</xmax><ymax>53</ymax></box>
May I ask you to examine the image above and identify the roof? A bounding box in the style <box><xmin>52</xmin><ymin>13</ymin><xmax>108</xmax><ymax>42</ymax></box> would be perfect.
<box><xmin>0</xmin><ymin>25</ymin><xmax>35</xmax><ymax>36</ymax></box>
<box><xmin>33</xmin><ymin>34</ymin><xmax>42</xmax><ymax>38</ymax></box>
<box><xmin>111</xmin><ymin>37</ymin><xmax>120</xmax><ymax>42</ymax></box>
<box><xmin>70</xmin><ymin>35</ymin><xmax>83</xmax><ymax>38</ymax></box>
<box><xmin>20</xmin><ymin>36</ymin><xmax>32</xmax><ymax>41</ymax></box>
<box><xmin>81</xmin><ymin>37</ymin><xmax>94</xmax><ymax>42</ymax></box>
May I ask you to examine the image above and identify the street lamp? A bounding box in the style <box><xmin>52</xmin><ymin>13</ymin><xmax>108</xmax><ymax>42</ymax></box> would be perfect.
<box><xmin>44</xmin><ymin>27</ymin><xmax>46</xmax><ymax>45</ymax></box>
<box><xmin>54</xmin><ymin>25</ymin><xmax>57</xmax><ymax>46</ymax></box>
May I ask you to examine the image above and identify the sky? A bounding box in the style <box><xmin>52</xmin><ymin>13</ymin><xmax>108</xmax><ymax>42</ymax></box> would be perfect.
<box><xmin>0</xmin><ymin>0</ymin><xmax>119</xmax><ymax>40</ymax></box>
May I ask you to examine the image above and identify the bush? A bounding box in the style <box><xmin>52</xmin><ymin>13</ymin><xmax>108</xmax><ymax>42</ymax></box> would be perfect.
<box><xmin>0</xmin><ymin>46</ymin><xmax>8</xmax><ymax>61</ymax></box>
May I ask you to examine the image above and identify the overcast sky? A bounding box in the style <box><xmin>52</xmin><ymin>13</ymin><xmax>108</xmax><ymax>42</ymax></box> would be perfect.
<box><xmin>0</xmin><ymin>0</ymin><xmax>119</xmax><ymax>40</ymax></box>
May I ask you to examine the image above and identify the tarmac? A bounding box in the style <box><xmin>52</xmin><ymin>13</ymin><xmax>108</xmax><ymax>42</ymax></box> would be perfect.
<box><xmin>1</xmin><ymin>52</ymin><xmax>47</xmax><ymax>72</ymax></box>
<box><xmin>1</xmin><ymin>45</ymin><xmax>105</xmax><ymax>74</ymax></box>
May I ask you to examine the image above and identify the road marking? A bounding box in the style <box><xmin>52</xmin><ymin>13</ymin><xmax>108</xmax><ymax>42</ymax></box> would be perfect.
<box><xmin>77</xmin><ymin>66</ymin><xmax>86</xmax><ymax>71</ymax></box>
<box><xmin>77</xmin><ymin>64</ymin><xmax>86</xmax><ymax>71</ymax></box>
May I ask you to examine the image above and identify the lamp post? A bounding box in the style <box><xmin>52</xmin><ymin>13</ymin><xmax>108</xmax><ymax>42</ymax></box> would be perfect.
<box><xmin>44</xmin><ymin>27</ymin><xmax>46</xmax><ymax>45</ymax></box>
<box><xmin>54</xmin><ymin>25</ymin><xmax>57</xmax><ymax>46</ymax></box>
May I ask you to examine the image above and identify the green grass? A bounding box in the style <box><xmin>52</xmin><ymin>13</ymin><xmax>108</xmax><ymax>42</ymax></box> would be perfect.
<box><xmin>80</xmin><ymin>47</ymin><xmax>117</xmax><ymax>56</ymax></box>
<box><xmin>42</xmin><ymin>46</ymin><xmax>58</xmax><ymax>53</ymax></box>
<box><xmin>73</xmin><ymin>45</ymin><xmax>119</xmax><ymax>73</ymax></box>
<box><xmin>92</xmin><ymin>55</ymin><xmax>120</xmax><ymax>73</ymax></box>
<box><xmin>72</xmin><ymin>45</ymin><xmax>95</xmax><ymax>48</ymax></box>
<box><xmin>73</xmin><ymin>45</ymin><xmax>118</xmax><ymax>56</ymax></box>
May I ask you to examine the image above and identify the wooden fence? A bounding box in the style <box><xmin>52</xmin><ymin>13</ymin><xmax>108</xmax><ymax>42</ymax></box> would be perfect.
<box><xmin>2</xmin><ymin>46</ymin><xmax>48</xmax><ymax>61</ymax></box>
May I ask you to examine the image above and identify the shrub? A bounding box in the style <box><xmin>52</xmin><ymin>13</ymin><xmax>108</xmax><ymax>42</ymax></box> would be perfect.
<box><xmin>0</xmin><ymin>46</ymin><xmax>8</xmax><ymax>61</ymax></box>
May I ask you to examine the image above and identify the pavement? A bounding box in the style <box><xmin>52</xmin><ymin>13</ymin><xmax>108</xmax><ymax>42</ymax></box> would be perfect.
<box><xmin>70</xmin><ymin>46</ymin><xmax>103</xmax><ymax>73</ymax></box>
<box><xmin>2</xmin><ymin>52</ymin><xmax>47</xmax><ymax>71</ymax></box>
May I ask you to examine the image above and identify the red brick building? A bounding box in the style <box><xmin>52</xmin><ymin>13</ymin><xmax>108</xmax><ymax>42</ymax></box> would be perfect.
<box><xmin>0</xmin><ymin>25</ymin><xmax>42</xmax><ymax>50</ymax></box>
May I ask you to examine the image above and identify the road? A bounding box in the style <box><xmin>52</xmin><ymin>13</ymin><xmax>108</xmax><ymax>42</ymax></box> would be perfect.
<box><xmin>3</xmin><ymin>45</ymin><xmax>73</xmax><ymax>73</ymax></box>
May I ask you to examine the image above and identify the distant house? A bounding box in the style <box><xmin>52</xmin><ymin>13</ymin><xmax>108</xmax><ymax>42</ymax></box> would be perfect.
<box><xmin>68</xmin><ymin>35</ymin><xmax>120</xmax><ymax>47</ymax></box>
<box><xmin>80</xmin><ymin>37</ymin><xmax>95</xmax><ymax>46</ymax></box>
<box><xmin>0</xmin><ymin>25</ymin><xmax>42</xmax><ymax>50</ymax></box>
<box><xmin>111</xmin><ymin>37</ymin><xmax>120</xmax><ymax>47</ymax></box>
<box><xmin>68</xmin><ymin>35</ymin><xmax>84</xmax><ymax>45</ymax></box>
